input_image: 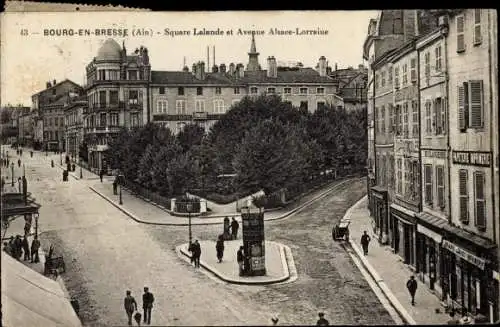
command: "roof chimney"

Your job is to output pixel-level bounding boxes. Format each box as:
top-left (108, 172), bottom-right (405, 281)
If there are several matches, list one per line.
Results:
top-left (220, 64), bottom-right (226, 73)
top-left (236, 63), bottom-right (244, 78)
top-left (207, 47), bottom-right (210, 73)
top-left (46, 81), bottom-right (52, 89)
top-left (196, 61), bottom-right (206, 80)
top-left (212, 65), bottom-right (219, 73)
top-left (192, 63), bottom-right (197, 76)
top-left (335, 63), bottom-right (338, 71)
top-left (267, 56), bottom-right (277, 78)
top-left (229, 63), bottom-right (236, 76)
top-left (318, 56), bottom-right (327, 77)
top-left (183, 66), bottom-right (189, 72)
top-left (53, 79), bottom-right (57, 86)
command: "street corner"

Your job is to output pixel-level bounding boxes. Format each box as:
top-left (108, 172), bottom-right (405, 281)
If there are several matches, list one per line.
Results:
top-left (176, 240), bottom-right (294, 285)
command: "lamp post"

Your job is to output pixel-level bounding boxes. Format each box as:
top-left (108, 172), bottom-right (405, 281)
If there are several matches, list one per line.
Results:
top-left (79, 157), bottom-right (83, 179)
top-left (186, 202), bottom-right (193, 244)
top-left (118, 174), bottom-right (123, 205)
top-left (34, 213), bottom-right (39, 238)
top-left (60, 151), bottom-right (62, 166)
top-left (11, 162), bottom-right (14, 186)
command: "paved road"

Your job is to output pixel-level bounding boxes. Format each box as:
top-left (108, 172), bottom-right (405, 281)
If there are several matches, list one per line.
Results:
top-left (5, 148), bottom-right (395, 326)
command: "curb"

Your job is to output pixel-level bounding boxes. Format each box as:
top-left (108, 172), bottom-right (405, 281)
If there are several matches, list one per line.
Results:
top-left (344, 195), bottom-right (416, 326)
top-left (177, 241), bottom-right (290, 285)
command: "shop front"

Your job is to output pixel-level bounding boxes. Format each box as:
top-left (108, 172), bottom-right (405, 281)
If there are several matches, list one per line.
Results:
top-left (440, 235), bottom-right (497, 323)
top-left (390, 203), bottom-right (417, 267)
top-left (416, 223), bottom-right (443, 297)
top-left (370, 186), bottom-right (389, 245)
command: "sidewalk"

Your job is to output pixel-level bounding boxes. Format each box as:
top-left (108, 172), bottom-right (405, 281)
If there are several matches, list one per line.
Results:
top-left (345, 196), bottom-right (450, 325)
top-left (89, 177), bottom-right (357, 226)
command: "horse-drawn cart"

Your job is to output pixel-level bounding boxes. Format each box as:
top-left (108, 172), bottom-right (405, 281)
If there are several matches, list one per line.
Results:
top-left (332, 219), bottom-right (350, 241)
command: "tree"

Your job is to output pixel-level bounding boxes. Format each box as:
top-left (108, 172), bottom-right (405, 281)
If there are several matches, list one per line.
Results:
top-left (177, 123), bottom-right (205, 153)
top-left (151, 138), bottom-right (182, 196)
top-left (188, 140), bottom-right (218, 193)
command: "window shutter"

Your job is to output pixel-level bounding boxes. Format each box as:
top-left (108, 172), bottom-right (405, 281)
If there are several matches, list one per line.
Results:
top-left (474, 171), bottom-right (486, 229)
top-left (458, 83), bottom-right (468, 130)
top-left (468, 80), bottom-right (483, 128)
top-left (436, 165), bottom-right (445, 209)
top-left (432, 99), bottom-right (438, 135)
top-left (410, 59), bottom-right (417, 82)
top-left (457, 15), bottom-right (465, 52)
top-left (474, 9), bottom-right (482, 45)
top-left (139, 90), bottom-right (143, 103)
top-left (435, 98), bottom-right (442, 134)
top-left (389, 104), bottom-right (394, 132)
top-left (425, 164), bottom-right (433, 204)
top-left (442, 97), bottom-right (447, 135)
top-left (459, 169), bottom-right (469, 223)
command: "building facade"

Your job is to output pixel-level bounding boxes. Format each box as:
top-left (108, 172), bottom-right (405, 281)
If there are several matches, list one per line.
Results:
top-left (83, 39), bottom-right (150, 172)
top-left (64, 95), bottom-right (87, 160)
top-left (17, 107), bottom-right (33, 147)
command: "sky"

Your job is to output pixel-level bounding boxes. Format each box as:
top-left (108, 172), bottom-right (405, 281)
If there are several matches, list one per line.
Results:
top-left (1, 10), bottom-right (378, 107)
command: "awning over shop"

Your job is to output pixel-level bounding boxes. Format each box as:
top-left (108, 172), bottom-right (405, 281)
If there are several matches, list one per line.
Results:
top-left (1, 254), bottom-right (82, 327)
top-left (371, 185), bottom-right (388, 194)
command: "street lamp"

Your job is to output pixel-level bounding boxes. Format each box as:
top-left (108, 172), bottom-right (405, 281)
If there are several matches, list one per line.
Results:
top-left (60, 151), bottom-right (63, 165)
top-left (186, 202), bottom-right (193, 244)
top-left (11, 162), bottom-right (14, 186)
top-left (118, 174), bottom-right (123, 205)
top-left (34, 213), bottom-right (39, 238)
top-left (79, 158), bottom-right (83, 179)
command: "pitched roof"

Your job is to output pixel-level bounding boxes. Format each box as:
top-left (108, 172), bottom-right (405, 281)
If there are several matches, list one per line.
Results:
top-left (32, 79), bottom-right (82, 97)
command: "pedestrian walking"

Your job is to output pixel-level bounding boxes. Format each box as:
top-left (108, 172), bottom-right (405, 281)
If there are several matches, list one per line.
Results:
top-left (124, 290), bottom-right (138, 326)
top-left (142, 287), bottom-right (154, 325)
top-left (188, 241), bottom-right (195, 264)
top-left (316, 312), bottom-right (329, 326)
top-left (360, 230), bottom-right (371, 255)
top-left (1, 176), bottom-right (5, 191)
top-left (216, 234), bottom-right (225, 263)
top-left (18, 158), bottom-right (21, 167)
top-left (237, 246), bottom-right (245, 276)
top-left (13, 235), bottom-right (23, 260)
top-left (231, 217), bottom-right (239, 240)
top-left (22, 235), bottom-right (30, 261)
top-left (18, 177), bottom-right (22, 193)
top-left (30, 236), bottom-right (40, 263)
top-left (406, 275), bottom-right (418, 305)
top-left (99, 169), bottom-right (104, 183)
top-left (192, 240), bottom-right (201, 268)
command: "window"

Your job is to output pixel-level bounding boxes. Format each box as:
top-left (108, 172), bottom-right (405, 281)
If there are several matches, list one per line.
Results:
top-left (436, 165), bottom-right (445, 209)
top-left (474, 171), bottom-right (486, 229)
top-left (424, 164), bottom-right (433, 204)
top-left (178, 87), bottom-right (185, 96)
top-left (394, 66), bottom-right (399, 89)
top-left (250, 87), bottom-right (258, 94)
top-left (98, 70), bottom-right (106, 80)
top-left (375, 107), bottom-right (379, 133)
top-left (456, 15), bottom-right (465, 52)
top-left (234, 87), bottom-right (240, 94)
top-left (109, 91), bottom-right (119, 105)
top-left (459, 169), bottom-right (469, 223)
top-left (317, 87), bottom-right (325, 94)
top-left (404, 158), bottom-right (411, 196)
top-left (300, 87), bottom-right (308, 95)
top-left (375, 73), bottom-right (379, 89)
top-left (54, 131), bottom-right (58, 140)
top-left (389, 155), bottom-right (395, 187)
top-left (412, 100), bottom-right (418, 137)
top-left (110, 113), bottom-right (119, 126)
top-left (195, 100), bottom-right (205, 112)
top-left (402, 64), bottom-right (408, 85)
top-left (130, 113), bottom-right (140, 127)
top-left (267, 87), bottom-right (276, 94)
top-left (381, 72), bottom-right (386, 87)
top-left (459, 80), bottom-right (484, 130)
top-left (232, 99), bottom-right (240, 106)
top-left (397, 159), bottom-right (402, 194)
top-left (425, 100), bottom-right (432, 135)
top-left (215, 87), bottom-right (222, 95)
top-left (284, 87), bottom-right (292, 94)
top-left (176, 100), bottom-right (186, 114)
top-left (157, 100), bottom-right (168, 113)
top-left (128, 70), bottom-right (138, 80)
top-left (197, 87), bottom-right (203, 95)
top-left (435, 45), bottom-right (442, 72)
top-left (388, 68), bottom-right (393, 85)
top-left (380, 106), bottom-right (385, 133)
top-left (214, 100), bottom-right (225, 113)
top-left (159, 87), bottom-right (165, 95)
top-left (473, 9), bottom-right (482, 45)
top-left (435, 97), bottom-right (443, 134)
top-left (317, 101), bottom-right (326, 110)
top-left (128, 90), bottom-right (139, 104)
top-left (424, 52), bottom-right (430, 82)
top-left (395, 104), bottom-right (401, 135)
top-left (60, 117), bottom-right (64, 126)
top-left (108, 70), bottom-right (119, 80)
top-left (99, 91), bottom-right (106, 107)
top-left (300, 101), bottom-right (308, 111)
top-left (412, 160), bottom-right (420, 200)
top-left (403, 102), bottom-right (409, 138)
top-left (410, 58), bottom-right (417, 82)
top-left (389, 104), bottom-right (394, 133)
top-left (100, 113), bottom-right (106, 126)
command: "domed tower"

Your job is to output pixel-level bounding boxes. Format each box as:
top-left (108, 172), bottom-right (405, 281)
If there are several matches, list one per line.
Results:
top-left (246, 34), bottom-right (261, 72)
top-left (96, 39), bottom-right (122, 62)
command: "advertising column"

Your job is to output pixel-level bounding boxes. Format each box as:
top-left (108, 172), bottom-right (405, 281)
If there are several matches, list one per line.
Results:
top-left (241, 205), bottom-right (266, 276)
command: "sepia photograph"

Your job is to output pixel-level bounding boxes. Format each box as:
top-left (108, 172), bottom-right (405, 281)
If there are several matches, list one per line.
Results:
top-left (0, 7), bottom-right (498, 327)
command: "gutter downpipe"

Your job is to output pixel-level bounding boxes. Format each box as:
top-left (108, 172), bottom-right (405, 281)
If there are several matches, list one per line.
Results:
top-left (442, 25), bottom-right (452, 226)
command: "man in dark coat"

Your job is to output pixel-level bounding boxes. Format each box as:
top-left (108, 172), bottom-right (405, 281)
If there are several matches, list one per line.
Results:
top-left (142, 287), bottom-right (154, 325)
top-left (237, 246), bottom-right (245, 276)
top-left (22, 236), bottom-right (30, 261)
top-left (360, 231), bottom-right (371, 255)
top-left (31, 236), bottom-right (41, 263)
top-left (406, 275), bottom-right (418, 305)
top-left (231, 217), bottom-right (239, 240)
top-left (124, 290), bottom-right (138, 326)
top-left (316, 312), bottom-right (329, 326)
top-left (13, 235), bottom-right (23, 260)
top-left (99, 169), bottom-right (104, 182)
top-left (192, 240), bottom-right (201, 268)
top-left (216, 235), bottom-right (224, 263)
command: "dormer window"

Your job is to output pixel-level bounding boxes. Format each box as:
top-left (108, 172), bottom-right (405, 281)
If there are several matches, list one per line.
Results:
top-left (284, 87), bottom-right (292, 94)
top-left (267, 87), bottom-right (276, 94)
top-left (250, 87), bottom-right (258, 94)
top-left (128, 70), bottom-right (138, 80)
top-left (300, 87), bottom-right (308, 95)
top-left (316, 87), bottom-right (325, 94)
top-left (215, 87), bottom-right (222, 95)
top-left (197, 87), bottom-right (203, 96)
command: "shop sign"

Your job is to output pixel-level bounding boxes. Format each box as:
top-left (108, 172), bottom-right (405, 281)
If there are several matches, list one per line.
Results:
top-left (417, 224), bottom-right (442, 244)
top-left (452, 151), bottom-right (492, 167)
top-left (423, 149), bottom-right (447, 159)
top-left (442, 240), bottom-right (486, 270)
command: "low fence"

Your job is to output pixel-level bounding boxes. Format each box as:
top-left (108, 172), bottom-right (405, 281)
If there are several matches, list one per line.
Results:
top-left (121, 179), bottom-right (172, 211)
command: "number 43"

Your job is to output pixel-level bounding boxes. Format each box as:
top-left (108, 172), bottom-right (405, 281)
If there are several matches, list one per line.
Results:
top-left (20, 29), bottom-right (28, 36)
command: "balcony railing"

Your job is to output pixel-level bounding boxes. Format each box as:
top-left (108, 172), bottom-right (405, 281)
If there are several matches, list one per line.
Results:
top-left (85, 125), bottom-right (122, 134)
top-left (152, 113), bottom-right (225, 122)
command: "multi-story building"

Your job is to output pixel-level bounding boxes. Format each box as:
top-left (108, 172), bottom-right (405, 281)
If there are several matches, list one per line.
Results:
top-left (444, 9), bottom-right (498, 321)
top-left (31, 79), bottom-right (83, 151)
top-left (150, 37), bottom-right (342, 133)
top-left (329, 64), bottom-right (368, 112)
top-left (83, 39), bottom-right (150, 172)
top-left (64, 95), bottom-right (87, 160)
top-left (17, 107), bottom-right (33, 146)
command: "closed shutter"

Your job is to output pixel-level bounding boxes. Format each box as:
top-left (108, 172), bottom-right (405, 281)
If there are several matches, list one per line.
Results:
top-left (459, 169), bottom-right (469, 223)
top-left (139, 90), bottom-right (143, 104)
top-left (468, 80), bottom-right (483, 128)
top-left (389, 104), bottom-right (394, 132)
top-left (436, 165), bottom-right (445, 209)
top-left (435, 98), bottom-right (442, 134)
top-left (410, 58), bottom-right (417, 82)
top-left (474, 171), bottom-right (486, 229)
top-left (473, 9), bottom-right (482, 45)
top-left (124, 89), bottom-right (129, 104)
top-left (456, 15), bottom-right (465, 52)
top-left (458, 83), bottom-right (468, 130)
top-left (442, 97), bottom-right (447, 135)
top-left (425, 164), bottom-right (433, 204)
top-left (432, 99), bottom-right (438, 134)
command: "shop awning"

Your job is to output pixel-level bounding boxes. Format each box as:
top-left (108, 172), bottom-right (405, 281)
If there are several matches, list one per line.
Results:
top-left (417, 211), bottom-right (497, 250)
top-left (371, 186), bottom-right (388, 194)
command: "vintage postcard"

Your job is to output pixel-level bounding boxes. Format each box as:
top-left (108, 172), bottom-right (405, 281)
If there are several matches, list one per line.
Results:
top-left (1, 8), bottom-right (498, 327)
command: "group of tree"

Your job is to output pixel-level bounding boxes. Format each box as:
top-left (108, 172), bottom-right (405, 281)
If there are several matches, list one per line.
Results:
top-left (105, 94), bottom-right (367, 200)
